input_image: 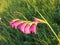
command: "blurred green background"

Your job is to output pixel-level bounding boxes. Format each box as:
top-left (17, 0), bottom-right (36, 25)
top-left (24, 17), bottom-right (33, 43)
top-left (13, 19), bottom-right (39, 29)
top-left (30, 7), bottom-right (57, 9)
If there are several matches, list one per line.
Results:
top-left (0, 0), bottom-right (60, 45)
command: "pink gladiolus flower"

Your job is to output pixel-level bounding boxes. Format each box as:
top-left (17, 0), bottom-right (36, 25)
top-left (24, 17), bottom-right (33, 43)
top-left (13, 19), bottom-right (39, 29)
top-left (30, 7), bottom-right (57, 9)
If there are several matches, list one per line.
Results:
top-left (33, 17), bottom-right (40, 23)
top-left (24, 24), bottom-right (31, 34)
top-left (10, 21), bottom-right (22, 28)
top-left (13, 22), bottom-right (23, 29)
top-left (17, 23), bottom-right (27, 33)
top-left (13, 21), bottom-right (25, 29)
top-left (11, 22), bottom-right (19, 28)
top-left (34, 17), bottom-right (46, 24)
top-left (10, 19), bottom-right (19, 26)
top-left (29, 23), bottom-right (37, 34)
top-left (9, 18), bottom-right (40, 34)
top-left (14, 22), bottom-right (22, 29)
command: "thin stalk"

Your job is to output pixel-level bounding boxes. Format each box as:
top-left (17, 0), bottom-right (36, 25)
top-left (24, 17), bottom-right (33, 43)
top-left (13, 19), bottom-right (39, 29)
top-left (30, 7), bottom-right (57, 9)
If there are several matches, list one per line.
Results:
top-left (46, 22), bottom-right (60, 43)
top-left (24, 0), bottom-right (60, 43)
top-left (34, 6), bottom-right (60, 42)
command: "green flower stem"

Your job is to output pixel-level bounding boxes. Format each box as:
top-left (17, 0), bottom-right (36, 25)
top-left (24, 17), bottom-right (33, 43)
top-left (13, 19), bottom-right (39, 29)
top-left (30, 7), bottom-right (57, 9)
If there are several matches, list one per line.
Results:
top-left (46, 22), bottom-right (60, 43)
top-left (25, 1), bottom-right (60, 42)
top-left (34, 6), bottom-right (60, 43)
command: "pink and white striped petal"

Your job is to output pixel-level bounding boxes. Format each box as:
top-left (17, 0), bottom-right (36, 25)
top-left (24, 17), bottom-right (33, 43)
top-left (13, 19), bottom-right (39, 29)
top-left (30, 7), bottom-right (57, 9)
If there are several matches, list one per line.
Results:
top-left (33, 17), bottom-right (40, 23)
top-left (14, 21), bottom-right (25, 29)
top-left (10, 19), bottom-right (19, 26)
top-left (11, 22), bottom-right (19, 28)
top-left (29, 23), bottom-right (37, 34)
top-left (24, 24), bottom-right (31, 34)
top-left (18, 23), bottom-right (27, 33)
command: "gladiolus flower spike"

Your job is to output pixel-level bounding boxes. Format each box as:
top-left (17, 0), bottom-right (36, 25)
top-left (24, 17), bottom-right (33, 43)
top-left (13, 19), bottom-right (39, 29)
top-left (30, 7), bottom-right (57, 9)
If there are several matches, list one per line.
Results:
top-left (9, 17), bottom-right (46, 34)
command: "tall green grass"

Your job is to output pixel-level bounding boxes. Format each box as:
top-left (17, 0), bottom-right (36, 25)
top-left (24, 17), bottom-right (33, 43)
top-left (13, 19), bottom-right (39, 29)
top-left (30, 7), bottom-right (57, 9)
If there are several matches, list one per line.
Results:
top-left (0, 0), bottom-right (60, 45)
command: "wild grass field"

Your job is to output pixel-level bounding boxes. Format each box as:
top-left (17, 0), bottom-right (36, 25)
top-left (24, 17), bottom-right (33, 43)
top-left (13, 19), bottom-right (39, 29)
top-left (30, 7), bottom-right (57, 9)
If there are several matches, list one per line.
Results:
top-left (0, 0), bottom-right (60, 45)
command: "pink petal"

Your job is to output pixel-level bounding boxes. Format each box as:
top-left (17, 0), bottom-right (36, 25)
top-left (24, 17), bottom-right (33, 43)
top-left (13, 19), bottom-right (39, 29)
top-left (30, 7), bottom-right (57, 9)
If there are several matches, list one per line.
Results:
top-left (11, 22), bottom-right (19, 28)
top-left (24, 24), bottom-right (31, 34)
top-left (34, 17), bottom-right (40, 23)
top-left (10, 19), bottom-right (19, 26)
top-left (14, 22), bottom-right (22, 29)
top-left (18, 23), bottom-right (27, 33)
top-left (29, 23), bottom-right (37, 34)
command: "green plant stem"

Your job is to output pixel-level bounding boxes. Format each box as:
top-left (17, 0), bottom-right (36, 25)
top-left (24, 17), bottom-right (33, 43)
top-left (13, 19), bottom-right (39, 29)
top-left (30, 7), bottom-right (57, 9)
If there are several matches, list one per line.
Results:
top-left (24, 0), bottom-right (60, 43)
top-left (34, 7), bottom-right (60, 43)
top-left (46, 22), bottom-right (60, 43)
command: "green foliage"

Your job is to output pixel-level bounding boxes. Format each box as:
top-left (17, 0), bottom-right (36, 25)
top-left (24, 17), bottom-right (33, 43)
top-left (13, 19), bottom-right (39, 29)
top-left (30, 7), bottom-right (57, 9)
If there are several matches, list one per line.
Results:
top-left (0, 0), bottom-right (60, 45)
